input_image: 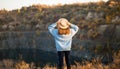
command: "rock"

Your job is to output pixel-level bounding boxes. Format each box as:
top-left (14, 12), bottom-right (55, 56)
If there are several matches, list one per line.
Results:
top-left (26, 24), bottom-right (32, 30)
top-left (99, 12), bottom-right (105, 18)
top-left (35, 24), bottom-right (45, 30)
top-left (116, 25), bottom-right (120, 37)
top-left (85, 12), bottom-right (94, 21)
top-left (35, 23), bottom-right (41, 29)
top-left (112, 16), bottom-right (120, 23)
top-left (97, 25), bottom-right (108, 34)
top-left (94, 12), bottom-right (99, 18)
top-left (86, 11), bottom-right (105, 22)
top-left (87, 29), bottom-right (94, 39)
top-left (2, 24), bottom-right (8, 30)
top-left (8, 25), bottom-right (15, 31)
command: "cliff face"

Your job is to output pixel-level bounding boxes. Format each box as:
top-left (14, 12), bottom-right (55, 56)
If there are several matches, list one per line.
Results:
top-left (0, 25), bottom-right (120, 59)
top-left (0, 3), bottom-right (120, 62)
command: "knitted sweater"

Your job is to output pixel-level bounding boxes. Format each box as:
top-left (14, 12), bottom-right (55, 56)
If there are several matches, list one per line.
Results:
top-left (48, 23), bottom-right (79, 51)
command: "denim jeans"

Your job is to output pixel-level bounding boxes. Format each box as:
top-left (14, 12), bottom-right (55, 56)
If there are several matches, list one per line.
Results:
top-left (57, 51), bottom-right (71, 68)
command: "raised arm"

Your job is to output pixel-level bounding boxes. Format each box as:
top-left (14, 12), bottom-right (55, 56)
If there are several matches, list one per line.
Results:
top-left (69, 23), bottom-right (79, 36)
top-left (48, 23), bottom-right (57, 36)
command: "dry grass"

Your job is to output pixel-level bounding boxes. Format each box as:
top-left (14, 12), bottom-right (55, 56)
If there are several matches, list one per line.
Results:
top-left (0, 50), bottom-right (120, 69)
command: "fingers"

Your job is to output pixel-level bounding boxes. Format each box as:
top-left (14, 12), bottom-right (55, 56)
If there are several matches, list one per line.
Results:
top-left (67, 22), bottom-right (71, 26)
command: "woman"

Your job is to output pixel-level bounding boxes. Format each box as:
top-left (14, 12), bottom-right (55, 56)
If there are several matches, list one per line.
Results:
top-left (48, 18), bottom-right (79, 69)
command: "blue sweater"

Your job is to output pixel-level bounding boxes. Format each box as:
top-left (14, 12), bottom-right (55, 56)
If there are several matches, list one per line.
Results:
top-left (48, 23), bottom-right (79, 51)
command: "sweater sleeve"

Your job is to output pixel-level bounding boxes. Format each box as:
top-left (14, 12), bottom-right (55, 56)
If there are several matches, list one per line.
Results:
top-left (70, 24), bottom-right (79, 36)
top-left (48, 23), bottom-right (57, 36)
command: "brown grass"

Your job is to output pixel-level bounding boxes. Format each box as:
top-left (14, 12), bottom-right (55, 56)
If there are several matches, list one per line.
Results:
top-left (0, 50), bottom-right (120, 69)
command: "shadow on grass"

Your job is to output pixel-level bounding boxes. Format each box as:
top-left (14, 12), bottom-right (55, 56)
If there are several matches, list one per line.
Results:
top-left (0, 49), bottom-right (82, 68)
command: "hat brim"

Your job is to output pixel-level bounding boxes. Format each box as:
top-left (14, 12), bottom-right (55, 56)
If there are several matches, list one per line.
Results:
top-left (59, 24), bottom-right (69, 29)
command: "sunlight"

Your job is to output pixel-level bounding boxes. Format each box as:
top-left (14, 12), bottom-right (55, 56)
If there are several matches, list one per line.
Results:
top-left (40, 0), bottom-right (108, 5)
top-left (0, 0), bottom-right (108, 10)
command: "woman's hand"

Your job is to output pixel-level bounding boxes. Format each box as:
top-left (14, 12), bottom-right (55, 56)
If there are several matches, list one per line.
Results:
top-left (67, 22), bottom-right (71, 26)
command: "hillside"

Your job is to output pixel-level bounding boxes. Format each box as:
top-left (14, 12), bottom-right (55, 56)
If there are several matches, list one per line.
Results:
top-left (0, 2), bottom-right (120, 69)
top-left (0, 2), bottom-right (120, 31)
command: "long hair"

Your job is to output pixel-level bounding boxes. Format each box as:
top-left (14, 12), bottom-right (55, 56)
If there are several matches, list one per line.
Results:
top-left (58, 28), bottom-right (70, 35)
top-left (57, 18), bottom-right (70, 35)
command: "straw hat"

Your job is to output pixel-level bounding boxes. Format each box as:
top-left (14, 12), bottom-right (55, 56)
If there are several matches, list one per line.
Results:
top-left (57, 18), bottom-right (70, 29)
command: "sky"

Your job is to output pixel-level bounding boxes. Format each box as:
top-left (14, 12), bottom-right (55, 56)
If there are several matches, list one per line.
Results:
top-left (0, 0), bottom-right (108, 10)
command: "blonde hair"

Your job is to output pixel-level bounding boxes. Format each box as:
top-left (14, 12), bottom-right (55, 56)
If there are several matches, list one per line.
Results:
top-left (58, 28), bottom-right (70, 35)
top-left (56, 18), bottom-right (70, 35)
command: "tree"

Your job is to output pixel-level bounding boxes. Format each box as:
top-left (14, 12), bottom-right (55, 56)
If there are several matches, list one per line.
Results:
top-left (107, 0), bottom-right (120, 6)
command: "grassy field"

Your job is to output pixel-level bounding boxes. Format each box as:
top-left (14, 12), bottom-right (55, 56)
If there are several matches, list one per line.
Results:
top-left (0, 50), bottom-right (119, 69)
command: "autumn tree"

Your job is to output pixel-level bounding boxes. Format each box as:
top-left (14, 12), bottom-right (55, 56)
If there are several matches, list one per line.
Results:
top-left (107, 0), bottom-right (120, 6)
